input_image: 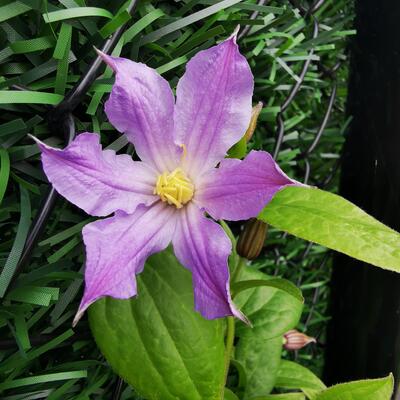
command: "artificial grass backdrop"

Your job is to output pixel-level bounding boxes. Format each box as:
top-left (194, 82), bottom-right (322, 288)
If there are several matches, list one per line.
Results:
top-left (0, 0), bottom-right (352, 398)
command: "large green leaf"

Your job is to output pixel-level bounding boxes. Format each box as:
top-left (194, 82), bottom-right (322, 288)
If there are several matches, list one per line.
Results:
top-left (234, 269), bottom-right (303, 399)
top-left (89, 250), bottom-right (225, 400)
top-left (236, 336), bottom-right (283, 400)
top-left (259, 186), bottom-right (400, 272)
top-left (315, 375), bottom-right (393, 400)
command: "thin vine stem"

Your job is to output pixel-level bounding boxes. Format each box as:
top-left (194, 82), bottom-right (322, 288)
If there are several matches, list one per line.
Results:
top-left (221, 316), bottom-right (235, 399)
top-left (231, 257), bottom-right (247, 284)
top-left (220, 256), bottom-right (248, 398)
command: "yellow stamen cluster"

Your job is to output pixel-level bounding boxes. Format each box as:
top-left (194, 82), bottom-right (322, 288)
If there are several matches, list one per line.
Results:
top-left (154, 168), bottom-right (194, 208)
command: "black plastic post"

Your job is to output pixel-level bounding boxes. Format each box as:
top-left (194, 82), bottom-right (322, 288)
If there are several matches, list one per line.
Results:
top-left (324, 0), bottom-right (400, 394)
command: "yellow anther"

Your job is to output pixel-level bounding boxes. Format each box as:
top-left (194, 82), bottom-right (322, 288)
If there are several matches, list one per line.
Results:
top-left (154, 168), bottom-right (194, 208)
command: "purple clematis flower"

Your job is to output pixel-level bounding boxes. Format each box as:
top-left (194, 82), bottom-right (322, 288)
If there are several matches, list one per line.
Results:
top-left (33, 32), bottom-right (299, 326)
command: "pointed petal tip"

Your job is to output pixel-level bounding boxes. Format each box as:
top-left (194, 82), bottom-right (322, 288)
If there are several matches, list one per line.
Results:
top-left (72, 300), bottom-right (91, 327)
top-left (28, 133), bottom-right (39, 144)
top-left (95, 47), bottom-right (116, 70)
top-left (72, 308), bottom-right (84, 327)
top-left (233, 306), bottom-right (252, 326)
top-left (228, 25), bottom-right (241, 43)
top-left (93, 46), bottom-right (102, 55)
top-left (28, 134), bottom-right (51, 152)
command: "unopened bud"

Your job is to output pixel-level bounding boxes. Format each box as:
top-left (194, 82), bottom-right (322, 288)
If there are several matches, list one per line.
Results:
top-left (283, 330), bottom-right (316, 351)
top-left (236, 218), bottom-right (268, 260)
top-left (244, 102), bottom-right (263, 142)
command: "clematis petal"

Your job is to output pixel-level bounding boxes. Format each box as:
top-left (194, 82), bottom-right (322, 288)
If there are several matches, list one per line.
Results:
top-left (98, 51), bottom-right (181, 172)
top-left (74, 202), bottom-right (177, 325)
top-left (172, 203), bottom-right (246, 321)
top-left (33, 133), bottom-right (157, 217)
top-left (174, 33), bottom-right (253, 176)
top-left (195, 150), bottom-right (300, 221)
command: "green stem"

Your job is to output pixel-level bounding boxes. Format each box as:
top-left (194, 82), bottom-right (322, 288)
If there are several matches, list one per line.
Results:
top-left (231, 257), bottom-right (247, 284)
top-left (220, 257), bottom-right (248, 399)
top-left (220, 316), bottom-right (235, 400)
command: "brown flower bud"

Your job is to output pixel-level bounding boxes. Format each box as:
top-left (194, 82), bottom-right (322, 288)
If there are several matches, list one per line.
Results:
top-left (244, 102), bottom-right (263, 142)
top-left (283, 330), bottom-right (316, 351)
top-left (236, 218), bottom-right (268, 260)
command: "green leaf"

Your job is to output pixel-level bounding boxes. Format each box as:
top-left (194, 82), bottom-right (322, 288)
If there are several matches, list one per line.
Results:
top-left (227, 136), bottom-right (247, 159)
top-left (99, 9), bottom-right (131, 39)
top-left (89, 249), bottom-right (225, 400)
top-left (0, 1), bottom-right (32, 23)
top-left (0, 329), bottom-right (75, 374)
top-left (0, 148), bottom-right (10, 206)
top-left (276, 360), bottom-right (326, 397)
top-left (122, 8), bottom-right (165, 44)
top-left (14, 313), bottom-right (31, 350)
top-left (235, 271), bottom-right (303, 341)
top-left (232, 278), bottom-right (304, 303)
top-left (10, 171), bottom-right (40, 194)
top-left (39, 219), bottom-right (90, 247)
top-left (156, 55), bottom-right (188, 74)
top-left (0, 91), bottom-right (63, 105)
top-left (315, 375), bottom-right (393, 400)
top-left (0, 186), bottom-right (31, 297)
top-left (6, 286), bottom-right (54, 306)
top-left (0, 119), bottom-right (26, 137)
top-left (0, 371), bottom-right (87, 391)
top-left (53, 23), bottom-right (73, 60)
top-left (238, 336), bottom-right (283, 399)
top-left (42, 7), bottom-right (113, 23)
top-left (10, 36), bottom-right (55, 54)
top-left (47, 236), bottom-right (80, 264)
top-left (141, 0), bottom-right (243, 44)
top-left (225, 388), bottom-right (240, 400)
top-left (251, 394), bottom-right (306, 400)
top-left (54, 24), bottom-right (72, 96)
top-left (234, 268), bottom-right (303, 398)
top-left (259, 186), bottom-right (400, 272)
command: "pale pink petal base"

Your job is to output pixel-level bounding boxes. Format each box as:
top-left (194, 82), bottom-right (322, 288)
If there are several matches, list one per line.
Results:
top-left (73, 202), bottom-right (178, 326)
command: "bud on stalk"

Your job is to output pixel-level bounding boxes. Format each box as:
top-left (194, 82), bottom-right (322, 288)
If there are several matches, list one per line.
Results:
top-left (283, 329), bottom-right (316, 351)
top-left (236, 218), bottom-right (268, 260)
top-left (244, 102), bottom-right (263, 142)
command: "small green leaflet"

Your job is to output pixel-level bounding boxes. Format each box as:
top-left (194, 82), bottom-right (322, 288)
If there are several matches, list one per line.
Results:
top-left (275, 360), bottom-right (326, 399)
top-left (232, 278), bottom-right (304, 303)
top-left (315, 374), bottom-right (393, 400)
top-left (251, 394), bottom-right (306, 400)
top-left (259, 186), bottom-right (400, 272)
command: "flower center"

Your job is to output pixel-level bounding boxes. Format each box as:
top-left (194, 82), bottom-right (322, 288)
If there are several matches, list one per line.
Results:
top-left (154, 168), bottom-right (194, 208)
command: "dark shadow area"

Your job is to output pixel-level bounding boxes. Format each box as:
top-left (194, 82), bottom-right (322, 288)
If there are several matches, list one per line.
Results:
top-left (325, 0), bottom-right (400, 395)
